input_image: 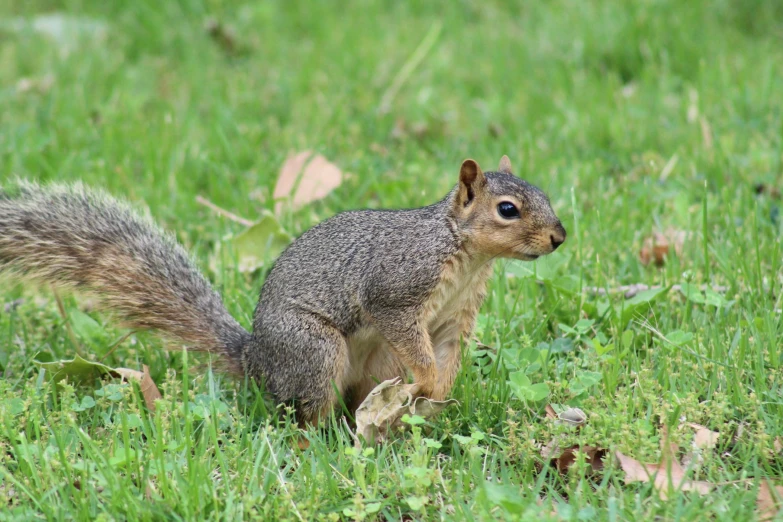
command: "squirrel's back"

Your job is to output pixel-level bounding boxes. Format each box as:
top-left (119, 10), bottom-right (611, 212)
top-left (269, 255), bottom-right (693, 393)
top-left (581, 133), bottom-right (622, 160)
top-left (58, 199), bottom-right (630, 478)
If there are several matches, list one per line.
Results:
top-left (255, 197), bottom-right (459, 334)
top-left (0, 181), bottom-right (249, 372)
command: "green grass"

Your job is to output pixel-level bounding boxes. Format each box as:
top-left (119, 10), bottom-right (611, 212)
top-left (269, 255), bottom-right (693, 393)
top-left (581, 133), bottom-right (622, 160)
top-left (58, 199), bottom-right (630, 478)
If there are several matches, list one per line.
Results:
top-left (1, 0), bottom-right (783, 519)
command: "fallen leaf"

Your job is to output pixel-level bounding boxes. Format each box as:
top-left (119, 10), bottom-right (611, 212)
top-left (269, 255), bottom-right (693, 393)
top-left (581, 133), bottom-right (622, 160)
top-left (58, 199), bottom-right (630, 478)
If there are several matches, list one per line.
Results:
top-left (36, 354), bottom-right (116, 383)
top-left (353, 378), bottom-right (458, 445)
top-left (757, 481), bottom-right (783, 521)
top-left (680, 422), bottom-right (719, 471)
top-left (554, 445), bottom-right (606, 473)
top-left (639, 229), bottom-right (689, 266)
top-left (615, 426), bottom-right (713, 500)
top-left (541, 404), bottom-right (604, 473)
top-left (115, 365), bottom-right (162, 411)
top-left (614, 451), bottom-right (712, 499)
top-left (273, 151), bottom-right (343, 213)
top-left (35, 355), bottom-right (161, 411)
top-left (686, 422), bottom-right (719, 450)
top-left (774, 437), bottom-right (782, 454)
top-left (541, 406), bottom-right (598, 469)
top-left (228, 212), bottom-right (293, 273)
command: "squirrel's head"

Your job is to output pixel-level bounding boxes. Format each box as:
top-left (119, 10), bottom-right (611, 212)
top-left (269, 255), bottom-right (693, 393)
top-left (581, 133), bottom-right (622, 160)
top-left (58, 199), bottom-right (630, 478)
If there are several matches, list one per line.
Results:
top-left (451, 156), bottom-right (566, 261)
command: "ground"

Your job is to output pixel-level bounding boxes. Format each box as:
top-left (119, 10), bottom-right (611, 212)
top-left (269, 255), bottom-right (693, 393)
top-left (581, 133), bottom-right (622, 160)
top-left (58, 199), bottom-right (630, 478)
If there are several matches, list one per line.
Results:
top-left (1, 0), bottom-right (782, 520)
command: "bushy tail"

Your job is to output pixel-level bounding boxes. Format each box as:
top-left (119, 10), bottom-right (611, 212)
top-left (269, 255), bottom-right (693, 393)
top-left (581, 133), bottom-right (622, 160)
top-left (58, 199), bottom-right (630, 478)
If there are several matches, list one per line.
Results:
top-left (0, 181), bottom-right (249, 372)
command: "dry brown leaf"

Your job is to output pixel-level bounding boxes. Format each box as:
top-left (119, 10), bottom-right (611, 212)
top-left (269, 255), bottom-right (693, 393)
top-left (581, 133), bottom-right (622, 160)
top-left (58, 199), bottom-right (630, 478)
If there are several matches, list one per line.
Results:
top-left (686, 422), bottom-right (719, 450)
top-left (353, 378), bottom-right (458, 445)
top-left (757, 481), bottom-right (783, 521)
top-left (112, 367), bottom-right (143, 381)
top-left (615, 426), bottom-right (713, 499)
top-left (546, 445), bottom-right (606, 473)
top-left (273, 151), bottom-right (343, 213)
top-left (639, 229), bottom-right (689, 266)
top-left (681, 422), bottom-right (719, 471)
top-left (774, 437), bottom-right (782, 454)
top-left (545, 404), bottom-right (557, 419)
top-left (113, 365), bottom-right (161, 412)
top-left (614, 452), bottom-right (713, 499)
top-left (139, 365), bottom-right (162, 410)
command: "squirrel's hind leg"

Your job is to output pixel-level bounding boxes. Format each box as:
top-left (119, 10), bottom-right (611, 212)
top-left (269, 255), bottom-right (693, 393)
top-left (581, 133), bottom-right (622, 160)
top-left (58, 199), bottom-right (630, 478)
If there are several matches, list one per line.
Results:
top-left (255, 312), bottom-right (349, 428)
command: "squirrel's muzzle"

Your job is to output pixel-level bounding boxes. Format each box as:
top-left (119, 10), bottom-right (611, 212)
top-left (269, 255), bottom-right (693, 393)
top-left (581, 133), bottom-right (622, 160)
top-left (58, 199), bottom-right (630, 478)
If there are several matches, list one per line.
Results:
top-left (550, 222), bottom-right (567, 250)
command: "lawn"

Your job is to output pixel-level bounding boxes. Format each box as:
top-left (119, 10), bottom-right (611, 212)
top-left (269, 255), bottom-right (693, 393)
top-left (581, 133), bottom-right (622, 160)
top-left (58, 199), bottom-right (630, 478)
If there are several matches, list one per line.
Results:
top-left (1, 0), bottom-right (782, 519)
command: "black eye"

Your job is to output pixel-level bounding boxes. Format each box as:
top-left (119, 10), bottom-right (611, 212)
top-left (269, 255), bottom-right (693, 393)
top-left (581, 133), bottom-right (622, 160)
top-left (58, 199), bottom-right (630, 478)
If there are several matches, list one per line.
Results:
top-left (497, 201), bottom-right (520, 219)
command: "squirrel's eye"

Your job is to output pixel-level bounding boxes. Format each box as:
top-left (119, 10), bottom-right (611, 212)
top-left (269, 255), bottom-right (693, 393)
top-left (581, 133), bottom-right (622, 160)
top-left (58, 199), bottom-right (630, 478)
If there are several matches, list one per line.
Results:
top-left (497, 201), bottom-right (520, 219)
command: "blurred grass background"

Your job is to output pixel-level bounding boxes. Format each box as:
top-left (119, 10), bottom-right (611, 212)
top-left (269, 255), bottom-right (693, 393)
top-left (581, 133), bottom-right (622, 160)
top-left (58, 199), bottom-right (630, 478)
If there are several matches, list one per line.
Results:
top-left (1, 0), bottom-right (782, 519)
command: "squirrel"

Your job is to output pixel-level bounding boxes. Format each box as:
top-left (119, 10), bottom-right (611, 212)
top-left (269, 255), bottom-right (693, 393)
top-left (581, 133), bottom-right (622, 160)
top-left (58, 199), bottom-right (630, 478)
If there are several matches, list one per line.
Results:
top-left (0, 156), bottom-right (566, 425)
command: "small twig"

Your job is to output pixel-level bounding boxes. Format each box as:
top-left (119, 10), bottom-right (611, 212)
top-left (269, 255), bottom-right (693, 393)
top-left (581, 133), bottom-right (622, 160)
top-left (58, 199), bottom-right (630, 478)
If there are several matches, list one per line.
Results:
top-left (378, 20), bottom-right (442, 114)
top-left (52, 288), bottom-right (83, 356)
top-left (195, 195), bottom-right (254, 227)
top-left (584, 283), bottom-right (728, 299)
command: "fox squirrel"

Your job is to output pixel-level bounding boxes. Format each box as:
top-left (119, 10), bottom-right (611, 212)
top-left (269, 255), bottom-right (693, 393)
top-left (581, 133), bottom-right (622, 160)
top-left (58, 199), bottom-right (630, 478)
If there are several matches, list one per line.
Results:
top-left (0, 156), bottom-right (565, 425)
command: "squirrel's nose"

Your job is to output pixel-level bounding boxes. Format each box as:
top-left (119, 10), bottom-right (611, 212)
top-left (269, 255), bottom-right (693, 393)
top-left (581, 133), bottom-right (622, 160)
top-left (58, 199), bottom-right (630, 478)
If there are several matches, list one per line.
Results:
top-left (550, 224), bottom-right (566, 250)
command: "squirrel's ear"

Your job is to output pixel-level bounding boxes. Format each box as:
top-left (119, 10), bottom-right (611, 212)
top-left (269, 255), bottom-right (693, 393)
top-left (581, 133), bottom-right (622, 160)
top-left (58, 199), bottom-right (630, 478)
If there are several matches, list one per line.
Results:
top-left (498, 155), bottom-right (513, 174)
top-left (458, 159), bottom-right (485, 206)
